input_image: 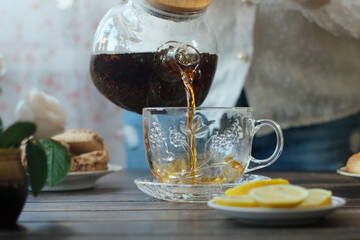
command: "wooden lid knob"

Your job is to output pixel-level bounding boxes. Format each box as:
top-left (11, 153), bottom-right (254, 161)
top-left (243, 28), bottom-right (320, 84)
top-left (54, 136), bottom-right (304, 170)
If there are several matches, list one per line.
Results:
top-left (146, 0), bottom-right (212, 13)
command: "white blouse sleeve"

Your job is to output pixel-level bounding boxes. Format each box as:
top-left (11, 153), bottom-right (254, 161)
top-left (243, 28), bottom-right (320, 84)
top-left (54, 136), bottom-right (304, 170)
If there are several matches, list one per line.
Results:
top-left (250, 0), bottom-right (360, 38)
top-left (297, 0), bottom-right (360, 38)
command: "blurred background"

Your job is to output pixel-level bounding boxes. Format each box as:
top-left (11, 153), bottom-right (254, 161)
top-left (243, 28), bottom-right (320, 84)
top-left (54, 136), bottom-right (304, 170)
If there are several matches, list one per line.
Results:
top-left (0, 0), bottom-right (127, 167)
top-left (1, 0), bottom-right (360, 172)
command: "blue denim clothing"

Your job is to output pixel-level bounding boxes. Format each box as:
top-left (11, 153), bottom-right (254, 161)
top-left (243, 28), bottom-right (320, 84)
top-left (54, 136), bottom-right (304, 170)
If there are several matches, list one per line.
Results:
top-left (123, 110), bottom-right (360, 172)
top-left (123, 110), bottom-right (148, 169)
top-left (254, 112), bottom-right (360, 172)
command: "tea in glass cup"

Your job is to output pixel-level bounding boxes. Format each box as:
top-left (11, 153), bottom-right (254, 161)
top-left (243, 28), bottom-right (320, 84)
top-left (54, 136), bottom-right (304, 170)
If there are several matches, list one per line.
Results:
top-left (143, 107), bottom-right (283, 185)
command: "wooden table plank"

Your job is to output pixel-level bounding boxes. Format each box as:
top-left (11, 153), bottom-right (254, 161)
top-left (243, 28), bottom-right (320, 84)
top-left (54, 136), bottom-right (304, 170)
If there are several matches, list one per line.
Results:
top-left (3, 170), bottom-right (360, 240)
top-left (16, 208), bottom-right (360, 222)
top-left (4, 216), bottom-right (360, 240)
top-left (22, 202), bottom-right (210, 211)
top-left (19, 198), bottom-right (360, 212)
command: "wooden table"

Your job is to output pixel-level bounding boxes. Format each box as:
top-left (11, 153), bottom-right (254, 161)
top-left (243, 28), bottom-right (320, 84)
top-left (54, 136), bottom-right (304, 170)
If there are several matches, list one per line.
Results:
top-left (1, 170), bottom-right (360, 240)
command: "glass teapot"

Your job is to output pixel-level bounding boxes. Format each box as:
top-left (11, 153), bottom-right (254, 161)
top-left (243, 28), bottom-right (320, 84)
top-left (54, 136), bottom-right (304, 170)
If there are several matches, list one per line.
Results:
top-left (90, 0), bottom-right (218, 114)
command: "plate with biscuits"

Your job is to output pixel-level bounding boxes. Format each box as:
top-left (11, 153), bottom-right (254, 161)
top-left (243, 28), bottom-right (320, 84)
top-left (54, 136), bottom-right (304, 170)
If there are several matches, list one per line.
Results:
top-left (337, 152), bottom-right (360, 178)
top-left (24, 129), bottom-right (123, 191)
top-left (39, 163), bottom-right (123, 191)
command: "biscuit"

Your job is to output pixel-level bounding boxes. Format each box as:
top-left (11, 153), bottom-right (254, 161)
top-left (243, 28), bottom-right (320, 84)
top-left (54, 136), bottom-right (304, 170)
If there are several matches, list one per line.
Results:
top-left (52, 129), bottom-right (104, 155)
top-left (70, 147), bottom-right (109, 172)
top-left (22, 129), bottom-right (110, 173)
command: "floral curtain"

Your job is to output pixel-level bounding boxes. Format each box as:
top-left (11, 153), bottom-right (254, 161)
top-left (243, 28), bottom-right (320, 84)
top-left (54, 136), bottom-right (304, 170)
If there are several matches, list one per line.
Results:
top-left (0, 0), bottom-right (127, 167)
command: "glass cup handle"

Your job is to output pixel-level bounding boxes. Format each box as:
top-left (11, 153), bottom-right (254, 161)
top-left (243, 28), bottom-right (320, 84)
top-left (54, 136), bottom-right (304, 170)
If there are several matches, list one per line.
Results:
top-left (244, 119), bottom-right (284, 173)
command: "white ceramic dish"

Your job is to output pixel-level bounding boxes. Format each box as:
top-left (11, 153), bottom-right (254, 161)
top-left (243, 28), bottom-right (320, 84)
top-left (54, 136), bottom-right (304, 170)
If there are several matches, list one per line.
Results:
top-left (29, 164), bottom-right (122, 192)
top-left (134, 174), bottom-right (270, 203)
top-left (337, 167), bottom-right (360, 178)
top-left (207, 196), bottom-right (346, 226)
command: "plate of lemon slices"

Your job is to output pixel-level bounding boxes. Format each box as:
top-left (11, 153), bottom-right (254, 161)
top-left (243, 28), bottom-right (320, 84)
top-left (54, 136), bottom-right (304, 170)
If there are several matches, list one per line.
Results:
top-left (207, 179), bottom-right (346, 226)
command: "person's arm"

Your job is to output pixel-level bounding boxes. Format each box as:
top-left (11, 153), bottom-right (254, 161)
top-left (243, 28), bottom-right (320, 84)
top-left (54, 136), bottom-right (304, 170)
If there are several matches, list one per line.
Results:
top-left (293, 0), bottom-right (360, 38)
top-left (293, 0), bottom-right (329, 9)
top-left (250, 0), bottom-right (360, 38)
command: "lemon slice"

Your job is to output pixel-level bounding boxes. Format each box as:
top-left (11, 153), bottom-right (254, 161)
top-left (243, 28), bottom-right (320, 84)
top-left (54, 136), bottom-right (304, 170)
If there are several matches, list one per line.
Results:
top-left (214, 195), bottom-right (259, 207)
top-left (249, 184), bottom-right (308, 208)
top-left (225, 178), bottom-right (290, 196)
top-left (296, 189), bottom-right (332, 208)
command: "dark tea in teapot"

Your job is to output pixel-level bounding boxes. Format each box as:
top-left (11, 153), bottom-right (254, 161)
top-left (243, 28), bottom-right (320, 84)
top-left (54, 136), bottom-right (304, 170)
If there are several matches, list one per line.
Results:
top-left (90, 52), bottom-right (217, 114)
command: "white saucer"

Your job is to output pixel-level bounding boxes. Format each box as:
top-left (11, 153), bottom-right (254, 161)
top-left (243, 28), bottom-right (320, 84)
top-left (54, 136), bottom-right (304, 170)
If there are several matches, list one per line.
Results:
top-left (207, 196), bottom-right (346, 226)
top-left (134, 174), bottom-right (270, 203)
top-left (337, 166), bottom-right (360, 178)
top-left (29, 164), bottom-right (123, 192)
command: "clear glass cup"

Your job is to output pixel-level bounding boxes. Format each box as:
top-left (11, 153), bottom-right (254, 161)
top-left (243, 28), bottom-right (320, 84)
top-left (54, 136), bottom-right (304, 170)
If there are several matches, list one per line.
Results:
top-left (143, 107), bottom-right (284, 184)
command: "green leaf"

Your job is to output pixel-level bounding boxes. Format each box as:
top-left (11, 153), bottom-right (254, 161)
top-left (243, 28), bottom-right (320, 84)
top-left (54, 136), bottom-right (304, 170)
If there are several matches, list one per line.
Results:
top-left (0, 117), bottom-right (3, 135)
top-left (38, 139), bottom-right (70, 187)
top-left (0, 122), bottom-right (36, 148)
top-left (26, 141), bottom-right (48, 196)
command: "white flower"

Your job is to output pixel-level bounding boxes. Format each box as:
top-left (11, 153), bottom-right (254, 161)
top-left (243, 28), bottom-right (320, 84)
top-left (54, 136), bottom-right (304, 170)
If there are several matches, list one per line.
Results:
top-left (15, 88), bottom-right (66, 139)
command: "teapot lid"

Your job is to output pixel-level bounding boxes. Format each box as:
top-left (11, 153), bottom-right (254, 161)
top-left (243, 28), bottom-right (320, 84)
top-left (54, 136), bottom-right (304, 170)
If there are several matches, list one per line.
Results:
top-left (145, 0), bottom-right (212, 13)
